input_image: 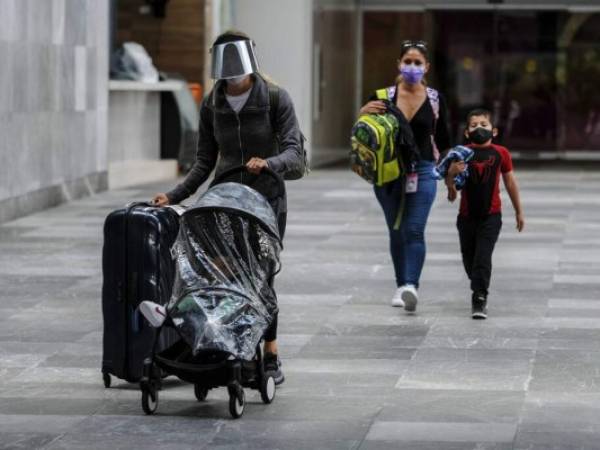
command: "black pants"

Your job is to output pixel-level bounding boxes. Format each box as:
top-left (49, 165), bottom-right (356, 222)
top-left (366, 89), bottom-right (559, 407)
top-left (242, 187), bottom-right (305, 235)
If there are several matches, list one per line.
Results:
top-left (457, 213), bottom-right (502, 296)
top-left (264, 212), bottom-right (286, 343)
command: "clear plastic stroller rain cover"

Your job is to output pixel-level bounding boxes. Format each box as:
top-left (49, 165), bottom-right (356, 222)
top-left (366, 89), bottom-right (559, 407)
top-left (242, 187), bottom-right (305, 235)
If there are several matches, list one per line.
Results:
top-left (168, 183), bottom-right (282, 360)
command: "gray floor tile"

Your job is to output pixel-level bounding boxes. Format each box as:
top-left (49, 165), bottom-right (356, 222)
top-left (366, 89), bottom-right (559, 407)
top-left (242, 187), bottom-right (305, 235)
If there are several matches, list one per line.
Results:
top-left (376, 390), bottom-right (524, 423)
top-left (364, 421), bottom-right (517, 443)
top-left (2, 168), bottom-right (600, 448)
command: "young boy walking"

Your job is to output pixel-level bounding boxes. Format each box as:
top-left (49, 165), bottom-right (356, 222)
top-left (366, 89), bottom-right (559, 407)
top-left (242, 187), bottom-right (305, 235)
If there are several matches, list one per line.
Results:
top-left (446, 109), bottom-right (525, 319)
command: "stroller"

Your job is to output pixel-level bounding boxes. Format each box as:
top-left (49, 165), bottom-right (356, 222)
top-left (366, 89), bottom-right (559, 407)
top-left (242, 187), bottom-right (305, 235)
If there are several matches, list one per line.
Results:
top-left (140, 166), bottom-right (284, 418)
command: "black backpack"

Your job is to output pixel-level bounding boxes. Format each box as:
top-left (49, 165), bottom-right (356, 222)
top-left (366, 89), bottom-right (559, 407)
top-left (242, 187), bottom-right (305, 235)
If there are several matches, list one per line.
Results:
top-left (268, 84), bottom-right (309, 180)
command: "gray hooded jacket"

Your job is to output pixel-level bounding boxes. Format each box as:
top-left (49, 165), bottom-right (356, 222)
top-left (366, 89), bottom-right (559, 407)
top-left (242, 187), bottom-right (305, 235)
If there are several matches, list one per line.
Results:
top-left (166, 74), bottom-right (303, 213)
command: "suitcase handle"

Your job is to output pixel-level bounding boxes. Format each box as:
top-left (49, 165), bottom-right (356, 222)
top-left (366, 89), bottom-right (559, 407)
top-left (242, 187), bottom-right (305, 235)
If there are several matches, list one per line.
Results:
top-left (126, 201), bottom-right (153, 210)
top-left (126, 201), bottom-right (185, 216)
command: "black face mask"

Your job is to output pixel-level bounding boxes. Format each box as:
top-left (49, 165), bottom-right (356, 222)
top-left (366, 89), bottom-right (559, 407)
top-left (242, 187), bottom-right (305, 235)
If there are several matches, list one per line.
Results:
top-left (468, 127), bottom-right (493, 145)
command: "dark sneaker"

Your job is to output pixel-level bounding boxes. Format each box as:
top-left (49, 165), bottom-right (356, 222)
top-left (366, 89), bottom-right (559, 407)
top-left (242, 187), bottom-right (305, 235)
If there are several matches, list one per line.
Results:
top-left (264, 352), bottom-right (285, 385)
top-left (471, 292), bottom-right (488, 319)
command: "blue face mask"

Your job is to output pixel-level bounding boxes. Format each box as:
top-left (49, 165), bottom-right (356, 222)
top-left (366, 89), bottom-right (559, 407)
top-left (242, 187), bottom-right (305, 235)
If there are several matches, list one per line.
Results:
top-left (400, 64), bottom-right (425, 84)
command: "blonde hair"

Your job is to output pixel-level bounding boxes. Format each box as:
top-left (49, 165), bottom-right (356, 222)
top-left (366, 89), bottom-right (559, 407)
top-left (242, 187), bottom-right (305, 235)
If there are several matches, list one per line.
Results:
top-left (257, 72), bottom-right (278, 86)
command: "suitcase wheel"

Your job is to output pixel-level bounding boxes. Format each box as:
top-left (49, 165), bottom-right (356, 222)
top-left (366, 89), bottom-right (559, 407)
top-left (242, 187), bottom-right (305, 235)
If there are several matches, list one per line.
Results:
top-left (194, 384), bottom-right (209, 402)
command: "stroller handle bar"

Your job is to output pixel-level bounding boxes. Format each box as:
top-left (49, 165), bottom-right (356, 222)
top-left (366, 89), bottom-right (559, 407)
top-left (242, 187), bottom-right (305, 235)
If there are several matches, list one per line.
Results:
top-left (210, 165), bottom-right (286, 200)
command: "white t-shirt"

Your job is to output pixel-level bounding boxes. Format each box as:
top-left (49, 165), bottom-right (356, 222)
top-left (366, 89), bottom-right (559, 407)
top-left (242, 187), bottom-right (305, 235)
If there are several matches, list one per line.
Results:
top-left (225, 89), bottom-right (252, 113)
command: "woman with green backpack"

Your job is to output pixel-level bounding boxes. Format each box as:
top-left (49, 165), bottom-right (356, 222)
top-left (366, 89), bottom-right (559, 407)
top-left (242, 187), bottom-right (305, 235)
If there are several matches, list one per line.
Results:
top-left (356, 40), bottom-right (452, 313)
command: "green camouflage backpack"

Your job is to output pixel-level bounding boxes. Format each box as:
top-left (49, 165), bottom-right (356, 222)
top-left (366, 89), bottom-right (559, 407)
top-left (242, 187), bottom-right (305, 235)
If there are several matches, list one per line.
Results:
top-left (350, 89), bottom-right (403, 186)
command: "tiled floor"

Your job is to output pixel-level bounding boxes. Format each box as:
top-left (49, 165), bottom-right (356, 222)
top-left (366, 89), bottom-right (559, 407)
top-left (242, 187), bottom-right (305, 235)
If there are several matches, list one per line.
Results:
top-left (1, 167), bottom-right (600, 449)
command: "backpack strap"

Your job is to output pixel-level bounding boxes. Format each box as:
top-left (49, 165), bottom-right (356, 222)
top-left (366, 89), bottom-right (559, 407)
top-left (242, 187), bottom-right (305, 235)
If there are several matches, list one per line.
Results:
top-left (379, 85), bottom-right (437, 115)
top-left (375, 86), bottom-right (396, 101)
top-left (426, 87), bottom-right (440, 121)
top-left (268, 83), bottom-right (280, 131)
top-left (375, 88), bottom-right (388, 100)
top-left (387, 86), bottom-right (397, 101)
top-left (426, 87), bottom-right (441, 162)
top-left (208, 88), bottom-right (217, 127)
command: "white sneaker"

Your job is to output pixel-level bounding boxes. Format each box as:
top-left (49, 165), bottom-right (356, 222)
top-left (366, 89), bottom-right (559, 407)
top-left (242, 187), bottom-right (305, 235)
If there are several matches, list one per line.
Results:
top-left (391, 288), bottom-right (406, 307)
top-left (139, 301), bottom-right (167, 328)
top-left (401, 284), bottom-right (418, 313)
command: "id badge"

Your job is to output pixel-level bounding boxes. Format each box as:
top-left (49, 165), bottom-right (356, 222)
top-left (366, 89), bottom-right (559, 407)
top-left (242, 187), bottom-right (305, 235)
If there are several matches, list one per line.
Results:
top-left (405, 173), bottom-right (418, 193)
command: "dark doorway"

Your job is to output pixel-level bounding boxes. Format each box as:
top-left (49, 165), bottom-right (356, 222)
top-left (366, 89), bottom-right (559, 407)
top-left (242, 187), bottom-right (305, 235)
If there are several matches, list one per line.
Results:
top-left (433, 10), bottom-right (563, 152)
top-left (358, 7), bottom-right (600, 154)
top-left (362, 12), bottom-right (427, 104)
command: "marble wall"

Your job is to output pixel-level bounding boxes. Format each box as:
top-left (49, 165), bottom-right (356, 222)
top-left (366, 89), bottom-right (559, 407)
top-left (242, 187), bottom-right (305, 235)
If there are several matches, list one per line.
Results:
top-left (230, 0), bottom-right (313, 162)
top-left (0, 0), bottom-right (109, 223)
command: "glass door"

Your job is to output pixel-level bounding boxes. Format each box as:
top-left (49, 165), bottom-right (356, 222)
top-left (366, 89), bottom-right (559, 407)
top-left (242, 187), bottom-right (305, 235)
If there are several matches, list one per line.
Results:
top-left (357, 6), bottom-right (600, 153)
top-left (558, 12), bottom-right (600, 151)
top-left (433, 10), bottom-right (562, 152)
top-left (311, 7), bottom-right (359, 165)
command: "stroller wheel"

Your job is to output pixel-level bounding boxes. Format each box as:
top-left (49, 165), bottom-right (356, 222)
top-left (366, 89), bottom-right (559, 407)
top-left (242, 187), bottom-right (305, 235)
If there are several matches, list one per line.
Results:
top-left (194, 384), bottom-right (209, 402)
top-left (102, 372), bottom-right (111, 388)
top-left (260, 375), bottom-right (276, 404)
top-left (228, 386), bottom-right (245, 419)
top-left (141, 388), bottom-right (159, 415)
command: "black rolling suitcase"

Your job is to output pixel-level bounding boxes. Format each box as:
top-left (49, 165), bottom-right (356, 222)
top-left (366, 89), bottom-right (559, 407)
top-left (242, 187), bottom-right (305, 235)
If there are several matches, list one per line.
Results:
top-left (101, 202), bottom-right (183, 387)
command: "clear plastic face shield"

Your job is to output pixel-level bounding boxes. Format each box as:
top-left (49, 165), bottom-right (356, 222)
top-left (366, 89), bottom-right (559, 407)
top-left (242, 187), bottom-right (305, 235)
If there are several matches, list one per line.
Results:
top-left (210, 39), bottom-right (260, 80)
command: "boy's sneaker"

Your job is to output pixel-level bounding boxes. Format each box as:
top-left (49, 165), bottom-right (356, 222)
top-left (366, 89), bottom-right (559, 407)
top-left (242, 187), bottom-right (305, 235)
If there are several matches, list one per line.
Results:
top-left (471, 292), bottom-right (488, 320)
top-left (264, 352), bottom-right (285, 385)
top-left (139, 301), bottom-right (167, 328)
top-left (401, 284), bottom-right (419, 313)
top-left (391, 288), bottom-right (405, 307)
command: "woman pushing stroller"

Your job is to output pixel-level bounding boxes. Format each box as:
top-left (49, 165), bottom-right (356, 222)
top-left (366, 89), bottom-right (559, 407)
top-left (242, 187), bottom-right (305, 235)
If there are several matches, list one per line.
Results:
top-left (149, 30), bottom-right (305, 386)
top-left (139, 171), bottom-right (286, 418)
